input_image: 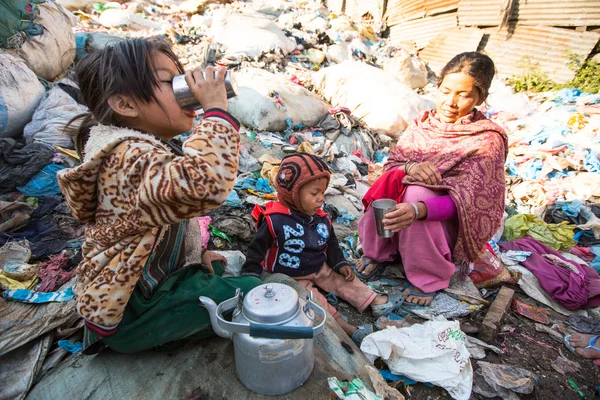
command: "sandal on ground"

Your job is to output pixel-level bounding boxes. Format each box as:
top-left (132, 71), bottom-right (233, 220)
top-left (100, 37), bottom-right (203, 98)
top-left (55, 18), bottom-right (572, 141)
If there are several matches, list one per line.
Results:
top-left (371, 285), bottom-right (409, 318)
top-left (351, 324), bottom-right (374, 346)
top-left (352, 255), bottom-right (387, 280)
top-left (564, 334), bottom-right (600, 354)
top-left (564, 335), bottom-right (576, 353)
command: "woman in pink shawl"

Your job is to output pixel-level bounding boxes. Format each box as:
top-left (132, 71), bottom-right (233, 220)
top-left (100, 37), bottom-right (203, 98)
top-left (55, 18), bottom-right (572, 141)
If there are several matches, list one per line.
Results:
top-left (356, 52), bottom-right (508, 307)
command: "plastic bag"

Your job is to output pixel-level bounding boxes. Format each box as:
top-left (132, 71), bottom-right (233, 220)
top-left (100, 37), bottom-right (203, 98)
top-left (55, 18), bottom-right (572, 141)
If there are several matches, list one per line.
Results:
top-left (0, 54), bottom-right (45, 138)
top-left (228, 68), bottom-right (329, 132)
top-left (24, 85), bottom-right (87, 149)
top-left (361, 320), bottom-right (473, 400)
top-left (469, 244), bottom-right (514, 289)
top-left (313, 61), bottom-right (434, 137)
top-left (211, 9), bottom-right (296, 58)
top-left (16, 164), bottom-right (66, 197)
top-left (473, 361), bottom-right (536, 399)
top-left (10, 2), bottom-right (77, 81)
top-left (382, 49), bottom-right (428, 89)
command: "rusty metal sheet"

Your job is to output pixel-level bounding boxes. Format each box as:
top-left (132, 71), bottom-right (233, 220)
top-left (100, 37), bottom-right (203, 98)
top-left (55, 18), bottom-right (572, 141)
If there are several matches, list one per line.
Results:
top-left (389, 13), bottom-right (458, 49)
top-left (385, 0), bottom-right (459, 25)
top-left (458, 0), bottom-right (600, 27)
top-left (427, 0), bottom-right (460, 16)
top-left (419, 27), bottom-right (485, 74)
top-left (483, 25), bottom-right (600, 83)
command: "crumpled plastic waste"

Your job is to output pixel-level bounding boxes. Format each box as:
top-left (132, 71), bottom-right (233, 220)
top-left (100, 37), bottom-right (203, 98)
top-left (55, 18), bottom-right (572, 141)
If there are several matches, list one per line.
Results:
top-left (473, 361), bottom-right (537, 399)
top-left (2, 286), bottom-right (75, 303)
top-left (258, 154), bottom-right (281, 186)
top-left (411, 292), bottom-right (482, 320)
top-left (0, 241), bottom-right (39, 291)
top-left (567, 315), bottom-right (600, 334)
top-left (361, 320), bottom-right (473, 400)
top-left (328, 377), bottom-right (382, 400)
top-left (498, 250), bottom-right (532, 266)
top-left (16, 164), bottom-right (66, 197)
top-left (504, 214), bottom-right (576, 251)
top-left (0, 201), bottom-right (33, 233)
top-left (57, 339), bottom-right (83, 354)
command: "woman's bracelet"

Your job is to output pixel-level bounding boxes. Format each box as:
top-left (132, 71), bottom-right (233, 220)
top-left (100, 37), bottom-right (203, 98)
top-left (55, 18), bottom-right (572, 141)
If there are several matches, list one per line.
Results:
top-left (405, 160), bottom-right (417, 175)
top-left (410, 203), bottom-right (419, 221)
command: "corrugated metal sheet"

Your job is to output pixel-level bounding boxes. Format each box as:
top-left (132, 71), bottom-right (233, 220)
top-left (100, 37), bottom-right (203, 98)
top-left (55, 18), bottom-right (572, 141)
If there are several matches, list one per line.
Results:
top-left (483, 26), bottom-right (600, 83)
top-left (389, 13), bottom-right (458, 49)
top-left (385, 1), bottom-right (404, 26)
top-left (385, 0), bottom-right (458, 25)
top-left (325, 0), bottom-right (345, 15)
top-left (427, 0), bottom-right (460, 16)
top-left (418, 27), bottom-right (484, 74)
top-left (458, 0), bottom-right (600, 27)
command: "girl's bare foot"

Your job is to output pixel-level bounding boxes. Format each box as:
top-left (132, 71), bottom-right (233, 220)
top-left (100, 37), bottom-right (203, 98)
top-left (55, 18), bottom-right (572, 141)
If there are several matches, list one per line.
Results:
top-left (567, 334), bottom-right (600, 359)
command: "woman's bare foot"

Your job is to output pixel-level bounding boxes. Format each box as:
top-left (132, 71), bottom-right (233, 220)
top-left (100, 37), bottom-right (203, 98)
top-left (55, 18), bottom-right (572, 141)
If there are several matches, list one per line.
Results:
top-left (567, 334), bottom-right (600, 359)
top-left (355, 256), bottom-right (380, 277)
top-left (402, 285), bottom-right (436, 306)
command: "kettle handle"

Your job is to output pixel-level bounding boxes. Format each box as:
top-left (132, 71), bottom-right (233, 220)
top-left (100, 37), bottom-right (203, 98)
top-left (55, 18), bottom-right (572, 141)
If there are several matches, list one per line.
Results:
top-left (249, 324), bottom-right (314, 339)
top-left (305, 292), bottom-right (327, 336)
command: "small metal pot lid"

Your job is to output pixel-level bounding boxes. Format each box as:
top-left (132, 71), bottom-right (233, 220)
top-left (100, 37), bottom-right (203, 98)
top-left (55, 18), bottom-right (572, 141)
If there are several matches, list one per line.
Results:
top-left (243, 283), bottom-right (299, 324)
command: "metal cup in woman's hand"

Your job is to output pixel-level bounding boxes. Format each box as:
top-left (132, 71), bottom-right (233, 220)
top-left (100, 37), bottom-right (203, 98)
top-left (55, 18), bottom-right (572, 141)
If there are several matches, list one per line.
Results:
top-left (172, 70), bottom-right (237, 110)
top-left (372, 199), bottom-right (397, 238)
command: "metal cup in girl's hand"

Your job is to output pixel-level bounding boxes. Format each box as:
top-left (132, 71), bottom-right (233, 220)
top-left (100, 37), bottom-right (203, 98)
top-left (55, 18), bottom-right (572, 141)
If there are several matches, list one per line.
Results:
top-left (172, 70), bottom-right (237, 110)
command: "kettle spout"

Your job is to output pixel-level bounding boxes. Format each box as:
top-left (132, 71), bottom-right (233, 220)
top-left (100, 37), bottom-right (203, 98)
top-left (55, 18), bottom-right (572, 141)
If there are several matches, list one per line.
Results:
top-left (199, 296), bottom-right (233, 339)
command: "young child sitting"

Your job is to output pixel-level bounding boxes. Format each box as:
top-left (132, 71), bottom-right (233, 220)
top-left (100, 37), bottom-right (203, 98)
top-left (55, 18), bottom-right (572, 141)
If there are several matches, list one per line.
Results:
top-left (241, 153), bottom-right (403, 345)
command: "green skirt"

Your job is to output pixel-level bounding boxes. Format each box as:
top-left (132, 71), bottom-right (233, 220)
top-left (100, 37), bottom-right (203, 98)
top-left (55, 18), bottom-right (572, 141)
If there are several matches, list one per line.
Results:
top-left (101, 262), bottom-right (261, 353)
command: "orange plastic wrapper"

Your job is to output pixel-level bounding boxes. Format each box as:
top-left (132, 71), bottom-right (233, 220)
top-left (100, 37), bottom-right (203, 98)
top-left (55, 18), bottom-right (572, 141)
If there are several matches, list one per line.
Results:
top-left (469, 244), bottom-right (516, 289)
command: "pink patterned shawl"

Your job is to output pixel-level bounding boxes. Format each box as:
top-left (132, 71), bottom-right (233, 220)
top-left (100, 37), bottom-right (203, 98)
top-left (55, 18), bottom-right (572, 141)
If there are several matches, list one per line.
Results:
top-left (386, 109), bottom-right (508, 262)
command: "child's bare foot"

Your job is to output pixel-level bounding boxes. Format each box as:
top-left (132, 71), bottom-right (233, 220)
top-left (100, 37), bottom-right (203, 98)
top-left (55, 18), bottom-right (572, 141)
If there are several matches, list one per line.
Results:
top-left (566, 334), bottom-right (600, 359)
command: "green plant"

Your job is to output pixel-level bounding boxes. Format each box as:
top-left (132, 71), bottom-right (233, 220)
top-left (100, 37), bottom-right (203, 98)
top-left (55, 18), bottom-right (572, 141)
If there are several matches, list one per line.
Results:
top-left (508, 53), bottom-right (600, 94)
top-left (508, 57), bottom-right (562, 93)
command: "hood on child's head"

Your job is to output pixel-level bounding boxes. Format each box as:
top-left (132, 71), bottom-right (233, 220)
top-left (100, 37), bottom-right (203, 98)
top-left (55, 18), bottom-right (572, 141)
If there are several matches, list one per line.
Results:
top-left (275, 153), bottom-right (331, 211)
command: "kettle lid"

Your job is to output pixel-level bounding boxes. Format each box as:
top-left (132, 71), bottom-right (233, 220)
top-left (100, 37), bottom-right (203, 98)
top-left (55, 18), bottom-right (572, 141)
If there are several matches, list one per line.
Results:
top-left (243, 283), bottom-right (299, 323)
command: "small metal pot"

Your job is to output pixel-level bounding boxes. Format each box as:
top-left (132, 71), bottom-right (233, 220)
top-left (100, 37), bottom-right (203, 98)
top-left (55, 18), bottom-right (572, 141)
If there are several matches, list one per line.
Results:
top-left (199, 284), bottom-right (326, 396)
top-left (172, 70), bottom-right (237, 110)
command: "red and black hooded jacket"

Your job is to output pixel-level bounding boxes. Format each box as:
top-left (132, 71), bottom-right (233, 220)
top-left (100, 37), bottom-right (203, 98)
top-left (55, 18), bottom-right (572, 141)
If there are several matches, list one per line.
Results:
top-left (240, 201), bottom-right (350, 278)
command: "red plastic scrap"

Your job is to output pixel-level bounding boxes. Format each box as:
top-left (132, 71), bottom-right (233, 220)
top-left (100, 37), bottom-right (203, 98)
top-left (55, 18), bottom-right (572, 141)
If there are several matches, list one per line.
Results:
top-left (512, 299), bottom-right (552, 324)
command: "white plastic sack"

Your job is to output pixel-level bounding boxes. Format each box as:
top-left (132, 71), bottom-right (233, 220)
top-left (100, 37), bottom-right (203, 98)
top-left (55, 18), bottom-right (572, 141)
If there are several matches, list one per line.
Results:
top-left (0, 54), bottom-right (45, 139)
top-left (99, 9), bottom-right (164, 30)
top-left (11, 2), bottom-right (77, 81)
top-left (56, 0), bottom-right (106, 11)
top-left (228, 68), bottom-right (329, 131)
top-left (486, 78), bottom-right (536, 118)
top-left (313, 61), bottom-right (434, 137)
top-left (23, 84), bottom-right (88, 149)
top-left (361, 320), bottom-right (473, 400)
top-left (211, 9), bottom-right (297, 59)
top-left (382, 50), bottom-right (428, 89)
top-left (326, 43), bottom-right (350, 64)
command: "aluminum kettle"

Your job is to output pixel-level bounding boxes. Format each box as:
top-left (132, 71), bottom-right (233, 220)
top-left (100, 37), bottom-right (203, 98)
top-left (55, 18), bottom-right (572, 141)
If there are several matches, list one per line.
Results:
top-left (199, 283), bottom-right (326, 396)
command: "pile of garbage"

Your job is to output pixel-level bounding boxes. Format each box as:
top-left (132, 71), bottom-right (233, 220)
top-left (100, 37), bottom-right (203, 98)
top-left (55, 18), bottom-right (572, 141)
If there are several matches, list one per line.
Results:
top-left (1, 0), bottom-right (600, 399)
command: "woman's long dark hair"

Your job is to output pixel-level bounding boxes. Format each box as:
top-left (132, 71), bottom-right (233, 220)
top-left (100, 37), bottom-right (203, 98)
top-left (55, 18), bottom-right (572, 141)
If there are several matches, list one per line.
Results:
top-left (70, 38), bottom-right (184, 158)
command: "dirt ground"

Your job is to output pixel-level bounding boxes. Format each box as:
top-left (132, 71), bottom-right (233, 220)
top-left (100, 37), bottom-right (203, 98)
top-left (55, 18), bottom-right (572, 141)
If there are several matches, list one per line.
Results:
top-left (340, 267), bottom-right (600, 399)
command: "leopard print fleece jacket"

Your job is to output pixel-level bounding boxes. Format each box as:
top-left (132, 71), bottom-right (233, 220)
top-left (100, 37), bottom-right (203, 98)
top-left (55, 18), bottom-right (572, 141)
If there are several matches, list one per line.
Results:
top-left (57, 113), bottom-right (240, 331)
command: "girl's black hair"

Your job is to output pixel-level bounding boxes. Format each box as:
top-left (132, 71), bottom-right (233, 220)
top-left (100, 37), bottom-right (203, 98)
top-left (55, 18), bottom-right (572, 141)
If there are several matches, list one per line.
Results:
top-left (438, 52), bottom-right (495, 102)
top-left (70, 38), bottom-right (184, 158)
